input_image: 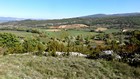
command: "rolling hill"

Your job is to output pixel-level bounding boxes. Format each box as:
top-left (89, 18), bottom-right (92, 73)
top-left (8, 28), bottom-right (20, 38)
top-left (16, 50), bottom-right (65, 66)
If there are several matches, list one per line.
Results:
top-left (82, 12), bottom-right (140, 18)
top-left (0, 12), bottom-right (140, 28)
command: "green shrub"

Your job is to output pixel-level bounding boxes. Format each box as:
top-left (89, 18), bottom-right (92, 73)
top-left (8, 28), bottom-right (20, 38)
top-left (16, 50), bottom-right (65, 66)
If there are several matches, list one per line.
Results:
top-left (0, 33), bottom-right (20, 47)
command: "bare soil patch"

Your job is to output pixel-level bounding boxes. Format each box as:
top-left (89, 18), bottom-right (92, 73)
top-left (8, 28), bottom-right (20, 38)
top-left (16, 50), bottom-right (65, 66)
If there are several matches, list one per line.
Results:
top-left (49, 24), bottom-right (88, 29)
top-left (95, 27), bottom-right (107, 32)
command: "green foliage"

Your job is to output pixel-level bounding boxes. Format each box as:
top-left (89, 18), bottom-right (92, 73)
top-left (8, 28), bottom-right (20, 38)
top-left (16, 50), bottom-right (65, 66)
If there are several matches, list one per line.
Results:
top-left (23, 39), bottom-right (38, 53)
top-left (6, 44), bottom-right (24, 55)
top-left (0, 33), bottom-right (24, 54)
top-left (0, 33), bottom-right (19, 47)
top-left (46, 40), bottom-right (68, 53)
top-left (130, 30), bottom-right (140, 45)
top-left (51, 50), bottom-right (57, 57)
top-left (23, 38), bottom-right (46, 54)
top-left (88, 45), bottom-right (102, 58)
top-left (26, 28), bottom-right (42, 34)
top-left (34, 42), bottom-right (46, 55)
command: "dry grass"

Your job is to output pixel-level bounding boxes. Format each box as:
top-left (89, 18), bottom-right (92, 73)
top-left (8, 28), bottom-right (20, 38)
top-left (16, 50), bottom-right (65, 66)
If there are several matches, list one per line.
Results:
top-left (95, 40), bottom-right (105, 45)
top-left (95, 27), bottom-right (108, 32)
top-left (0, 54), bottom-right (139, 79)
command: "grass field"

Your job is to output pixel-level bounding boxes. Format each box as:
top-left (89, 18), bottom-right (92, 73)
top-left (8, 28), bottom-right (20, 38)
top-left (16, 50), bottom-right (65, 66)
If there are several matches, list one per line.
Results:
top-left (0, 29), bottom-right (98, 39)
top-left (0, 30), bottom-right (37, 38)
top-left (0, 28), bottom-right (130, 39)
top-left (104, 28), bottom-right (120, 34)
top-left (43, 29), bottom-right (98, 38)
top-left (0, 54), bottom-right (139, 79)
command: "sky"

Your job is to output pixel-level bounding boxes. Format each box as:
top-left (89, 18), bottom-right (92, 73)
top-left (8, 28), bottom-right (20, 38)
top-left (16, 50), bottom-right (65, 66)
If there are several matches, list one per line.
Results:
top-left (0, 0), bottom-right (140, 19)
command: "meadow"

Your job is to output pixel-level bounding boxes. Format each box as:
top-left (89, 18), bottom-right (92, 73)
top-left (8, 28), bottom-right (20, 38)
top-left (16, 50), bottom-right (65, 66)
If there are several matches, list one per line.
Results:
top-left (0, 54), bottom-right (139, 79)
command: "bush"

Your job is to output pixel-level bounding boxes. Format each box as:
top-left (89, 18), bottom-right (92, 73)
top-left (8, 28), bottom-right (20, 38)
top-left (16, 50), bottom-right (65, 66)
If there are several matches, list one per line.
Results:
top-left (23, 38), bottom-right (46, 54)
top-left (0, 33), bottom-right (20, 47)
top-left (0, 33), bottom-right (24, 54)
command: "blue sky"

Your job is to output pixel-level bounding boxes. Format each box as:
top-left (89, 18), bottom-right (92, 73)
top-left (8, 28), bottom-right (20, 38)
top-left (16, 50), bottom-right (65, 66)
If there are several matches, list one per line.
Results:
top-left (0, 0), bottom-right (140, 19)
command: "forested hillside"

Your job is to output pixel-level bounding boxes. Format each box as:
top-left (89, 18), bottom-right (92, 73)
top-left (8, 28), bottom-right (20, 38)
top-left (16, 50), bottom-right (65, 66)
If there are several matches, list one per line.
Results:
top-left (0, 13), bottom-right (140, 28)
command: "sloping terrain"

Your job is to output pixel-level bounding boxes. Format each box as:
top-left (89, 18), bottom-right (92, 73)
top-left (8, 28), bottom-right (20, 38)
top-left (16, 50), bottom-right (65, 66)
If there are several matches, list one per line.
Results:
top-left (0, 13), bottom-right (140, 28)
top-left (82, 13), bottom-right (140, 18)
top-left (0, 55), bottom-right (139, 79)
top-left (49, 24), bottom-right (88, 29)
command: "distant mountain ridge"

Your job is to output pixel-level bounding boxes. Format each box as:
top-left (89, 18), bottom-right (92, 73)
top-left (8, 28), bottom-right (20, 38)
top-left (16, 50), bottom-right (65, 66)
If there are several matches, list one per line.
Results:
top-left (0, 17), bottom-right (24, 22)
top-left (0, 12), bottom-right (140, 22)
top-left (81, 12), bottom-right (140, 18)
top-left (1, 12), bottom-right (140, 28)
